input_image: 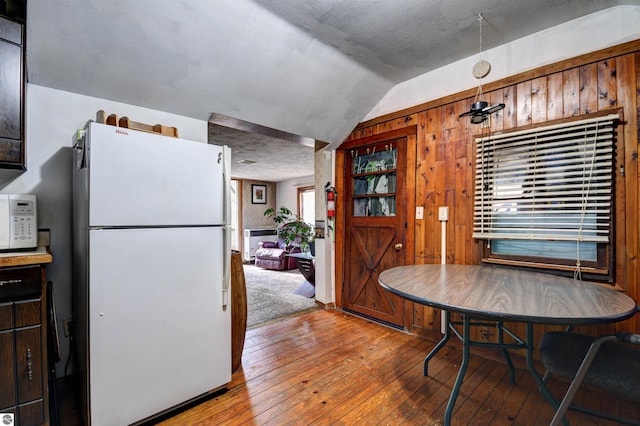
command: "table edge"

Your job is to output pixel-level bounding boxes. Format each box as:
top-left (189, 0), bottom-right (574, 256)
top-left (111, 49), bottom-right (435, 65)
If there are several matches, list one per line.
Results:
top-left (378, 266), bottom-right (638, 326)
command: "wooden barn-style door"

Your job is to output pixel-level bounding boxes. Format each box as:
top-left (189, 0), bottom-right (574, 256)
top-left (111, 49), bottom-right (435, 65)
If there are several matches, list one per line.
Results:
top-left (339, 132), bottom-right (410, 328)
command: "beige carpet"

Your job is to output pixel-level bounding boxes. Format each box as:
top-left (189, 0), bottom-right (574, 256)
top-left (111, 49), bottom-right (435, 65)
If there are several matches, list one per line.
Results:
top-left (243, 264), bottom-right (318, 328)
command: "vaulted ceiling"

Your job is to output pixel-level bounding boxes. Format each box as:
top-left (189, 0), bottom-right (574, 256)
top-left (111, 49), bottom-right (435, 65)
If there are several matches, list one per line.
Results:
top-left (24, 0), bottom-right (640, 181)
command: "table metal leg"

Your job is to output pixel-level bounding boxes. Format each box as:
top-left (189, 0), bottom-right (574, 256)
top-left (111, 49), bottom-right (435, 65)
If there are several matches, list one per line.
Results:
top-left (498, 320), bottom-right (516, 385)
top-left (524, 323), bottom-right (568, 426)
top-left (422, 313), bottom-right (534, 425)
top-left (443, 314), bottom-right (471, 426)
top-left (423, 311), bottom-right (451, 376)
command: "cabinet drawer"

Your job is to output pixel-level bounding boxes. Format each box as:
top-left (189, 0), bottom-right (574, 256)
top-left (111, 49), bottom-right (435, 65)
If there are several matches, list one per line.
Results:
top-left (0, 302), bottom-right (12, 330)
top-left (0, 267), bottom-right (40, 301)
top-left (14, 300), bottom-right (40, 328)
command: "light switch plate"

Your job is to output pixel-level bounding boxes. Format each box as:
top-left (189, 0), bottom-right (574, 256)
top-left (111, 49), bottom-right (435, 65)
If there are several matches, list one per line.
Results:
top-left (438, 206), bottom-right (449, 221)
top-left (416, 206), bottom-right (424, 220)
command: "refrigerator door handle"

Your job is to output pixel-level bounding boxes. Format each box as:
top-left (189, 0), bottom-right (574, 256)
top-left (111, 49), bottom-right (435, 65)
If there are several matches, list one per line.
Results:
top-left (221, 146), bottom-right (232, 310)
top-left (75, 129), bottom-right (88, 169)
top-left (222, 225), bottom-right (231, 310)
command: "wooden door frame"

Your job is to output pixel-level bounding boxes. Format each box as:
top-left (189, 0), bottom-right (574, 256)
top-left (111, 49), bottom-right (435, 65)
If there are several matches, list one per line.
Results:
top-left (335, 126), bottom-right (417, 330)
top-left (232, 178), bottom-right (243, 255)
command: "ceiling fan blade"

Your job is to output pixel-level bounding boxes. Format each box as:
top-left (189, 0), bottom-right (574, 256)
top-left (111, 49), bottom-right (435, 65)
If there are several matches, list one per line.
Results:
top-left (459, 101), bottom-right (490, 118)
top-left (483, 103), bottom-right (506, 114)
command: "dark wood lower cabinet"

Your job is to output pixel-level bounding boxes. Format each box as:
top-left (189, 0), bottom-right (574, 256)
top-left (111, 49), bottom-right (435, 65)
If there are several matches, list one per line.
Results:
top-left (0, 331), bottom-right (16, 408)
top-left (0, 264), bottom-right (51, 426)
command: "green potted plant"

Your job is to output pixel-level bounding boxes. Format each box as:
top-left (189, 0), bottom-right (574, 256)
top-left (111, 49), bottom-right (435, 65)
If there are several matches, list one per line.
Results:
top-left (264, 206), bottom-right (314, 253)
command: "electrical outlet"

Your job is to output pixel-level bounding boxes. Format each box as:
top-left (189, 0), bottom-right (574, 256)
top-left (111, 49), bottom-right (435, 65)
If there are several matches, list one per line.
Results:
top-left (63, 317), bottom-right (76, 337)
top-left (37, 229), bottom-right (51, 247)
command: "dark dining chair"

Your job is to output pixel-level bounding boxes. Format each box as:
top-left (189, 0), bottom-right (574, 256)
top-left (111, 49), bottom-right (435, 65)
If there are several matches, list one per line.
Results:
top-left (539, 313), bottom-right (640, 425)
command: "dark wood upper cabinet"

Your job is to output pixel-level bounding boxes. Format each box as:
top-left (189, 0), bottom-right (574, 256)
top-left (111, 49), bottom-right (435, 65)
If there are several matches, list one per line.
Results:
top-left (0, 15), bottom-right (25, 170)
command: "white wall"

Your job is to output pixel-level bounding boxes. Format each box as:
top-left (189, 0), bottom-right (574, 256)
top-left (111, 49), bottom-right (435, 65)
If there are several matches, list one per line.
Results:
top-left (0, 84), bottom-right (207, 376)
top-left (276, 176), bottom-right (314, 215)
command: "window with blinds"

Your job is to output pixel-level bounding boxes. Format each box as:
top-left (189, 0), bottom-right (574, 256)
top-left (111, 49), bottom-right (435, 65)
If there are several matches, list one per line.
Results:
top-left (473, 113), bottom-right (618, 276)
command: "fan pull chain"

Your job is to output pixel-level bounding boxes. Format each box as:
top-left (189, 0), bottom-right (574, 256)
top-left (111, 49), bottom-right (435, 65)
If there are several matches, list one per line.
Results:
top-left (478, 13), bottom-right (483, 60)
top-left (474, 13), bottom-right (485, 103)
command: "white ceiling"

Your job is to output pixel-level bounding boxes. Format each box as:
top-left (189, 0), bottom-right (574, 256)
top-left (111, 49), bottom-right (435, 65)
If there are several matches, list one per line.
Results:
top-left (25, 0), bottom-right (640, 181)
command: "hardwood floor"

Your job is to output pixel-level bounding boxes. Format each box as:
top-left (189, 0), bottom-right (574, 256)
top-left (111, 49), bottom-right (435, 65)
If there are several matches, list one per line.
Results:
top-left (60, 309), bottom-right (639, 425)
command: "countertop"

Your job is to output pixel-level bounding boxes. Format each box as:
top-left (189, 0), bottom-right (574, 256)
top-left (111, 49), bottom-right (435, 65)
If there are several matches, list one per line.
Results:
top-left (0, 246), bottom-right (53, 267)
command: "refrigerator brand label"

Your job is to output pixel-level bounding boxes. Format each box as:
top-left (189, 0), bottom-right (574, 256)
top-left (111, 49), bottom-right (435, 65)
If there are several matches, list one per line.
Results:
top-left (115, 129), bottom-right (129, 136)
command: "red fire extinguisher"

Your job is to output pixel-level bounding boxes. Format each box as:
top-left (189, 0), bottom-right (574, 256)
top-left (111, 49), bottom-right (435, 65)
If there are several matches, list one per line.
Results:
top-left (326, 185), bottom-right (336, 218)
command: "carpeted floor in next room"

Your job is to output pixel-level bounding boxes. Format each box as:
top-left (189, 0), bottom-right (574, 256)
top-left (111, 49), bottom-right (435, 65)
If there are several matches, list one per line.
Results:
top-left (243, 263), bottom-right (318, 328)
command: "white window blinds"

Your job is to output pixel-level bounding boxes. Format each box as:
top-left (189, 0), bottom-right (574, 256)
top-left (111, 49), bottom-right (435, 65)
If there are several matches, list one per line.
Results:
top-left (473, 114), bottom-right (618, 243)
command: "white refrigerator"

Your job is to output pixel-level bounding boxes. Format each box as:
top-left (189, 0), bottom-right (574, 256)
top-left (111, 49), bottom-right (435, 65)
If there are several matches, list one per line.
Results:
top-left (72, 122), bottom-right (232, 425)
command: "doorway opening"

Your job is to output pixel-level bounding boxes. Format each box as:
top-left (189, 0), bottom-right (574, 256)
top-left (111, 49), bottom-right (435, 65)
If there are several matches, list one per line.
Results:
top-left (230, 179), bottom-right (241, 252)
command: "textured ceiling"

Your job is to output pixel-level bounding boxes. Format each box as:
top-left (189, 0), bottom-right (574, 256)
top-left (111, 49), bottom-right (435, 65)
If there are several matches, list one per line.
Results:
top-left (209, 127), bottom-right (314, 183)
top-left (208, 114), bottom-right (318, 183)
top-left (24, 0), bottom-right (640, 181)
top-left (253, 0), bottom-right (637, 82)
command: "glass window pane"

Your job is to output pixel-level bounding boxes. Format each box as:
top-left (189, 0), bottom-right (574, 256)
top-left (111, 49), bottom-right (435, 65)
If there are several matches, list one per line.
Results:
top-left (298, 187), bottom-right (315, 225)
top-left (351, 144), bottom-right (397, 217)
top-left (492, 240), bottom-right (597, 261)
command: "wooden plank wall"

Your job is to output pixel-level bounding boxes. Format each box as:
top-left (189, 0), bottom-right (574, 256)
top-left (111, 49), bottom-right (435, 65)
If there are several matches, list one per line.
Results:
top-left (343, 42), bottom-right (640, 346)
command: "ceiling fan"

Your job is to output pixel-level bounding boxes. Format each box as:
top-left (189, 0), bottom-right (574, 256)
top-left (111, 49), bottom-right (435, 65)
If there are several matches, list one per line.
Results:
top-left (459, 14), bottom-right (505, 125)
top-left (459, 100), bottom-right (505, 124)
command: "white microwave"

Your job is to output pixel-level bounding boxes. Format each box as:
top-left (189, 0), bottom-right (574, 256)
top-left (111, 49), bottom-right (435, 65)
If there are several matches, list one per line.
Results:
top-left (0, 194), bottom-right (38, 250)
